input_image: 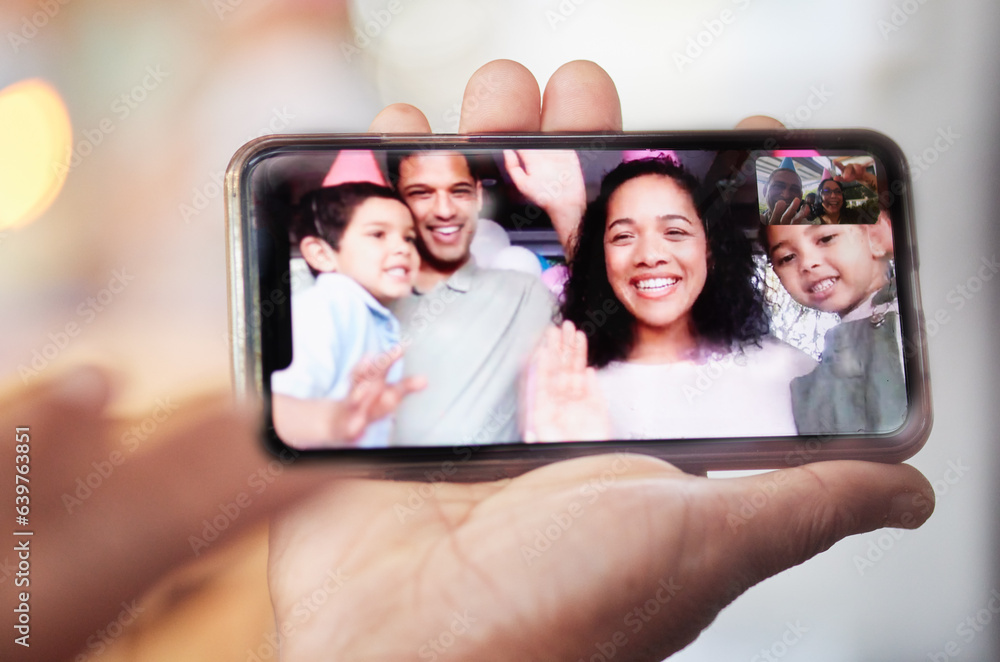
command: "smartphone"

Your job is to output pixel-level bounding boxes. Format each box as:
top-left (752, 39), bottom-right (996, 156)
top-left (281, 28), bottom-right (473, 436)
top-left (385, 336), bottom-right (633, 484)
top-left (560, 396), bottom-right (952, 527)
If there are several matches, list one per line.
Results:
top-left (226, 130), bottom-right (931, 478)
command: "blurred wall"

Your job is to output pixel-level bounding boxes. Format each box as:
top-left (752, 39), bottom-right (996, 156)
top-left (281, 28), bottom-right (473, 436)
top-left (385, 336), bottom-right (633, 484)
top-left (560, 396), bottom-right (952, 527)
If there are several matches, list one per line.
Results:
top-left (0, 0), bottom-right (997, 660)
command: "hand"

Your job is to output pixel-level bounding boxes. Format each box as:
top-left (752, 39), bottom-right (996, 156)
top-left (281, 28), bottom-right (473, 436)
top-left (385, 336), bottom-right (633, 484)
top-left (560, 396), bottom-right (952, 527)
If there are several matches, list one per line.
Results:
top-left (341, 347), bottom-right (426, 442)
top-left (834, 160), bottom-right (878, 191)
top-left (524, 321), bottom-right (610, 442)
top-left (768, 197), bottom-right (814, 225)
top-left (0, 367), bottom-right (331, 662)
top-left (503, 149), bottom-right (587, 254)
top-left (267, 60), bottom-right (935, 661)
top-left (273, 347), bottom-right (426, 447)
top-left (270, 454), bottom-right (932, 661)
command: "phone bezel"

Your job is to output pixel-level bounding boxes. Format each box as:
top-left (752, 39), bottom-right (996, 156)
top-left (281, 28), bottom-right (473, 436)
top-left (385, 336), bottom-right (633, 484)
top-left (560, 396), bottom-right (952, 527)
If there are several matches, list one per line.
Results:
top-left (226, 130), bottom-right (931, 479)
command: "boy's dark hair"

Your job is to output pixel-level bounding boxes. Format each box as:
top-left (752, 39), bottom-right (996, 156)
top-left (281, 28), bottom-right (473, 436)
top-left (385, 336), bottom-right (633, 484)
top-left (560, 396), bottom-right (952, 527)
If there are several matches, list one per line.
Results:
top-left (561, 157), bottom-right (769, 368)
top-left (293, 182), bottom-right (402, 249)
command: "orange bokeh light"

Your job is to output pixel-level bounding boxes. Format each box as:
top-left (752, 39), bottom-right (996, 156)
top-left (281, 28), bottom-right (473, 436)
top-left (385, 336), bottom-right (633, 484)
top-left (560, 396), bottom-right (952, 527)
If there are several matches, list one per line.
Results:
top-left (0, 78), bottom-right (72, 231)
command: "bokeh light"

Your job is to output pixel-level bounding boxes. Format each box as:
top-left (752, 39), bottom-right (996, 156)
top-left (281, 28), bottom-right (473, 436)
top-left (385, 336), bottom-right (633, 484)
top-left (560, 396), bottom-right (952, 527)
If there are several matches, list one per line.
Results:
top-left (0, 78), bottom-right (72, 231)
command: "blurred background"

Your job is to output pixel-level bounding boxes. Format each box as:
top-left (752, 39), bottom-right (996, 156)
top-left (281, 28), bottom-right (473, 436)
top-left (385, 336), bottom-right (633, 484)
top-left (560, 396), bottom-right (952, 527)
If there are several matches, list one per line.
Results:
top-left (1, 0), bottom-right (997, 659)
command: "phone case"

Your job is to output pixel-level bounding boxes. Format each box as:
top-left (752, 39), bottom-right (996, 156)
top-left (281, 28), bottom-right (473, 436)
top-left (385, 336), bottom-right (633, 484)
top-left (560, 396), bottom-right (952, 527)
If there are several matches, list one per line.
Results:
top-left (226, 130), bottom-right (931, 479)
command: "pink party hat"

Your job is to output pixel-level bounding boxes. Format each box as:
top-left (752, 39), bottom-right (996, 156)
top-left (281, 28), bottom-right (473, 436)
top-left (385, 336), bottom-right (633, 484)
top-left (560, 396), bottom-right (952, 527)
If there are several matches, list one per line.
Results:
top-left (322, 149), bottom-right (388, 187)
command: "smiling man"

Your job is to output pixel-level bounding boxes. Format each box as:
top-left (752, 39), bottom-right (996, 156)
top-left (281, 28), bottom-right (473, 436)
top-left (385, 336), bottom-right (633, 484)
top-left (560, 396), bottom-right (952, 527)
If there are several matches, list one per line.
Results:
top-left (763, 160), bottom-right (814, 225)
top-left (386, 151), bottom-right (555, 446)
top-left (395, 152), bottom-right (480, 291)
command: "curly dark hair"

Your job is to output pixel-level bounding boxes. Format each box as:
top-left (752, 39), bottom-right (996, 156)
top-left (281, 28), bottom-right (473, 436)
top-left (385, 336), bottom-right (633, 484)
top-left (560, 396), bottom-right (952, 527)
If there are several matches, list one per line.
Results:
top-left (561, 157), bottom-right (769, 368)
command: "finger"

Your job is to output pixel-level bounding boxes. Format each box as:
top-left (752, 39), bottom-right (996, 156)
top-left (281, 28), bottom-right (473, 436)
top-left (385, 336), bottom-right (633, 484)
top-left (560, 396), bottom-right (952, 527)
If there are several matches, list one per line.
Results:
top-left (566, 330), bottom-right (587, 401)
top-left (556, 322), bottom-right (578, 403)
top-left (573, 328), bottom-right (587, 374)
top-left (771, 200), bottom-right (788, 225)
top-left (780, 198), bottom-right (802, 224)
top-left (560, 320), bottom-right (577, 374)
top-left (371, 377), bottom-right (424, 425)
top-left (382, 344), bottom-right (406, 368)
top-left (459, 60), bottom-right (541, 133)
top-left (346, 372), bottom-right (371, 407)
top-left (351, 350), bottom-right (395, 387)
top-left (503, 149), bottom-right (528, 188)
top-left (368, 103), bottom-right (432, 133)
top-left (395, 375), bottom-right (427, 398)
top-left (541, 60), bottom-right (622, 132)
top-left (345, 382), bottom-right (382, 439)
top-left (709, 461), bottom-right (934, 587)
top-left (1, 363), bottom-right (115, 416)
top-left (37, 396), bottom-right (332, 661)
top-left (735, 115), bottom-right (784, 130)
top-left (349, 357), bottom-right (377, 387)
top-left (1, 365), bottom-right (117, 475)
top-left (352, 375), bottom-right (386, 416)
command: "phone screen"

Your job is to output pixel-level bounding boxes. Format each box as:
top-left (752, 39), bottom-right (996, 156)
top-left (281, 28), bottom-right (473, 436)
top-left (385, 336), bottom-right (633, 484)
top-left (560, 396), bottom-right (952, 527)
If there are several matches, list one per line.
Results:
top-left (238, 137), bottom-right (922, 455)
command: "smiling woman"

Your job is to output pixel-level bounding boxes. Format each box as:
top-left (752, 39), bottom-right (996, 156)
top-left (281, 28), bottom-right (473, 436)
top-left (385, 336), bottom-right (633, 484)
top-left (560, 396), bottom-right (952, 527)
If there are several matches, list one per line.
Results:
top-left (553, 157), bottom-right (818, 440)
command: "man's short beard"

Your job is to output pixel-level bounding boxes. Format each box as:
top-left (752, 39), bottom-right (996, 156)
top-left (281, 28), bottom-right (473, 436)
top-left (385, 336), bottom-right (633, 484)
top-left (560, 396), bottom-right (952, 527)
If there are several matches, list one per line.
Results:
top-left (417, 242), bottom-right (470, 274)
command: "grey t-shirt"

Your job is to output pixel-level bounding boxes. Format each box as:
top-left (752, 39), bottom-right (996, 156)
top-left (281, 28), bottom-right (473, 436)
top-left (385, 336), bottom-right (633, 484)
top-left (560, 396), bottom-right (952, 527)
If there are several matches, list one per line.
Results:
top-left (389, 260), bottom-right (555, 447)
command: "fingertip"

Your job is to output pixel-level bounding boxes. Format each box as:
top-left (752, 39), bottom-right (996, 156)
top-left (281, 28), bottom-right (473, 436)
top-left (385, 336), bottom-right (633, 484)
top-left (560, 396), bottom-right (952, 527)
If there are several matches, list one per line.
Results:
top-left (502, 149), bottom-right (521, 171)
top-left (887, 489), bottom-right (934, 529)
top-left (561, 319), bottom-right (576, 347)
top-left (459, 60), bottom-right (540, 133)
top-left (369, 103), bottom-right (432, 133)
top-left (48, 364), bottom-right (117, 412)
top-left (542, 60), bottom-right (622, 132)
top-left (883, 464), bottom-right (935, 528)
top-left (403, 374), bottom-right (428, 392)
top-left (719, 461), bottom-right (935, 579)
top-left (735, 115), bottom-right (785, 130)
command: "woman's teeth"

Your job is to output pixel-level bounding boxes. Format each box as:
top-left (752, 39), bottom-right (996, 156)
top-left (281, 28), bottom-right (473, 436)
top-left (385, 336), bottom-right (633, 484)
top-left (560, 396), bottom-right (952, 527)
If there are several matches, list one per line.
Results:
top-left (635, 277), bottom-right (677, 291)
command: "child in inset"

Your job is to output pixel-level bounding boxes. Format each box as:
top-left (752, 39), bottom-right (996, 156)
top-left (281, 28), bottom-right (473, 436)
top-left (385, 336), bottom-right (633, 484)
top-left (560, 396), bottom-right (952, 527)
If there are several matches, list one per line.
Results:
top-left (270, 182), bottom-right (425, 448)
top-left (766, 215), bottom-right (905, 434)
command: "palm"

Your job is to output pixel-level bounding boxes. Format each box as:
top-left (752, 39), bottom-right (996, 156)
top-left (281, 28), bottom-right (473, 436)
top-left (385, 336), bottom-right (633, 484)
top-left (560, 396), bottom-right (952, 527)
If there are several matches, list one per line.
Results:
top-left (503, 149), bottom-right (587, 250)
top-left (527, 322), bottom-right (611, 442)
top-left (269, 455), bottom-right (762, 661)
top-left (533, 382), bottom-right (609, 441)
top-left (268, 453), bottom-right (928, 661)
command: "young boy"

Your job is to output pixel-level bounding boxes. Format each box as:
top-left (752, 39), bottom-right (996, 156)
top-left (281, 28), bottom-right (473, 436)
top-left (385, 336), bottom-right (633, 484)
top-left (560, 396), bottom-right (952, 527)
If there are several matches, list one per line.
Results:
top-left (766, 217), bottom-right (905, 434)
top-left (270, 182), bottom-right (425, 449)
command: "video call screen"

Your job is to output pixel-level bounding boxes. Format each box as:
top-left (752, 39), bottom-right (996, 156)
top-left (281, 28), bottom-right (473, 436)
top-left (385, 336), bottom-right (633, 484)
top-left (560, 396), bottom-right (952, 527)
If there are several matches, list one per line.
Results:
top-left (246, 145), bottom-right (909, 451)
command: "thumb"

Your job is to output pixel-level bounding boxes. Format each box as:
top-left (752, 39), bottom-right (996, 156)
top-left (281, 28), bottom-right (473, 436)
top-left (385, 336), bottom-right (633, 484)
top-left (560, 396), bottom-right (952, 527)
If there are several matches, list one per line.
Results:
top-left (711, 461), bottom-right (934, 588)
